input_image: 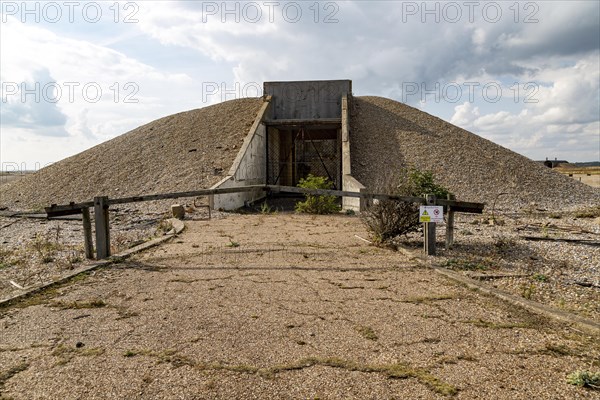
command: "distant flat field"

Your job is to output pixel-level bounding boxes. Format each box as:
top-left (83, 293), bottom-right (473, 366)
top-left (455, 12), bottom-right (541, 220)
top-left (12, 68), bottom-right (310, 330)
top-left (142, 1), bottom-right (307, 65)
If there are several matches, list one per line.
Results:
top-left (0, 172), bottom-right (31, 187)
top-left (555, 166), bottom-right (600, 188)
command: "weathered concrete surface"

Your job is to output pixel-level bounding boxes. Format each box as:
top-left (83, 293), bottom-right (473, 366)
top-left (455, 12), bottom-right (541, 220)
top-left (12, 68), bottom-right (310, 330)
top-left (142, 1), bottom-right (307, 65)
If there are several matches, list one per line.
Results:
top-left (341, 94), bottom-right (366, 212)
top-left (0, 214), bottom-right (598, 399)
top-left (264, 80), bottom-right (351, 120)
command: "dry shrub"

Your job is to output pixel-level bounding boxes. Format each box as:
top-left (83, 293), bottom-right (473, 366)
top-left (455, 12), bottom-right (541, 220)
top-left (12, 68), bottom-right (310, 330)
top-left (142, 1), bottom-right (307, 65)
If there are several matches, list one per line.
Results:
top-left (362, 197), bottom-right (420, 244)
top-left (361, 168), bottom-right (450, 244)
top-left (28, 232), bottom-right (63, 263)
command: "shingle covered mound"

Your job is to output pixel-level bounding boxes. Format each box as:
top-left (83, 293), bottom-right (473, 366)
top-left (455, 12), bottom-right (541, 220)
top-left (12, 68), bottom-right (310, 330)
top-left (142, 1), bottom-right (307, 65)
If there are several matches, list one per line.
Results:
top-left (2, 95), bottom-right (596, 212)
top-left (1, 98), bottom-right (263, 210)
top-left (350, 96), bottom-right (599, 210)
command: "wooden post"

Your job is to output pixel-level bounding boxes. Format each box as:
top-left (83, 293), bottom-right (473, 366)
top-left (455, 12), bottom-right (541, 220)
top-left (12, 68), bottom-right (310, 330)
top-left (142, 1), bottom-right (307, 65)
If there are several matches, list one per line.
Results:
top-left (94, 196), bottom-right (110, 260)
top-left (446, 193), bottom-right (455, 250)
top-left (81, 207), bottom-right (94, 259)
top-left (424, 194), bottom-right (436, 256)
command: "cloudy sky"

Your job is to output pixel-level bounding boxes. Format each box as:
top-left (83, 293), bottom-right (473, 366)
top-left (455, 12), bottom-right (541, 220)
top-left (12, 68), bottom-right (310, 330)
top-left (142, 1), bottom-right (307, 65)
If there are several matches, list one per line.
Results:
top-left (1, 0), bottom-right (599, 170)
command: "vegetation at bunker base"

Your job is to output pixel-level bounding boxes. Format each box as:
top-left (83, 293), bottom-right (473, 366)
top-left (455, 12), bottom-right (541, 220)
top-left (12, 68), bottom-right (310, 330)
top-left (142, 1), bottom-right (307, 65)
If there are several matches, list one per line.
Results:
top-left (294, 174), bottom-right (341, 215)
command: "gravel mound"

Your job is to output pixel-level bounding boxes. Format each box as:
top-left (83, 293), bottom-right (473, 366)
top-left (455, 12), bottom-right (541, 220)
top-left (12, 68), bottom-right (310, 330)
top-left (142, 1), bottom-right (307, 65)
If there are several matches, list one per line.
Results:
top-left (2, 95), bottom-right (596, 212)
top-left (1, 98), bottom-right (263, 210)
top-left (350, 96), bottom-right (600, 210)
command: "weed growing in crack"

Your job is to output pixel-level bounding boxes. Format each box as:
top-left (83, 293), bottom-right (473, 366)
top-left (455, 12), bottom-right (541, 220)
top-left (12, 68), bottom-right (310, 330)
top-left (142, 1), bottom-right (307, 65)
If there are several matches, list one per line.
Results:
top-left (356, 326), bottom-right (378, 341)
top-left (50, 299), bottom-right (106, 310)
top-left (51, 344), bottom-right (105, 365)
top-left (0, 362), bottom-right (29, 391)
top-left (464, 318), bottom-right (530, 330)
top-left (117, 350), bottom-right (458, 396)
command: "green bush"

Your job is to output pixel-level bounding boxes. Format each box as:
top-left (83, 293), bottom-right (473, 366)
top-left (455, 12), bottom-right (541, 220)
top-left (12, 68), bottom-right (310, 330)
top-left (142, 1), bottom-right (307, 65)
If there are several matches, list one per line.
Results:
top-left (567, 370), bottom-right (600, 390)
top-left (408, 169), bottom-right (450, 199)
top-left (362, 168), bottom-right (451, 243)
top-left (295, 175), bottom-right (341, 214)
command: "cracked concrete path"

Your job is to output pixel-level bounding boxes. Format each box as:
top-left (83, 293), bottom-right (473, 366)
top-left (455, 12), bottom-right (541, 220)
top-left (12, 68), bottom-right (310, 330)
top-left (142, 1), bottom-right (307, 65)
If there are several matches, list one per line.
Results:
top-left (1, 214), bottom-right (598, 399)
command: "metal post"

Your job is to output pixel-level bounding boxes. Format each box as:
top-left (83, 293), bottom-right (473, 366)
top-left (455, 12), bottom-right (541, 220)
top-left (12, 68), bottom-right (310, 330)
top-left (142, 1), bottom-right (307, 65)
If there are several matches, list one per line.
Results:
top-left (81, 207), bottom-right (94, 259)
top-left (446, 193), bottom-right (455, 250)
top-left (424, 194), bottom-right (436, 256)
top-left (94, 196), bottom-right (110, 259)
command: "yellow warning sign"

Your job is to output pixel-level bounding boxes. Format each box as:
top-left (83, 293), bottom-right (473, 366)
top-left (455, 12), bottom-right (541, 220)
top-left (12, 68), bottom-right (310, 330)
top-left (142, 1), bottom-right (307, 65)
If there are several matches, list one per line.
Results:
top-left (419, 206), bottom-right (443, 223)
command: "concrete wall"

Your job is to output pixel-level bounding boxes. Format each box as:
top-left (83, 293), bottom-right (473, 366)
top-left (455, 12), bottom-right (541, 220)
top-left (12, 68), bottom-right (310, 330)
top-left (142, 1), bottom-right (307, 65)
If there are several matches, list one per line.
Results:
top-left (340, 94), bottom-right (366, 212)
top-left (342, 175), bottom-right (366, 212)
top-left (210, 99), bottom-right (271, 210)
top-left (264, 80), bottom-right (351, 120)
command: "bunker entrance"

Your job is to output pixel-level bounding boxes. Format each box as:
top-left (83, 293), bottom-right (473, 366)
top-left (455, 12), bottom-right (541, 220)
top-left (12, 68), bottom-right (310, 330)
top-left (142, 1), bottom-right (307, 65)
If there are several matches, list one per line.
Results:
top-left (267, 125), bottom-right (341, 189)
top-left (263, 80), bottom-right (351, 193)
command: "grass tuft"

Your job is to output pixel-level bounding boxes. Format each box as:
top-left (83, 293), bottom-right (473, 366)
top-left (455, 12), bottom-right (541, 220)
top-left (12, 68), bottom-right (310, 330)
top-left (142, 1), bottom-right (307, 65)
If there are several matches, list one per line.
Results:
top-left (50, 299), bottom-right (106, 309)
top-left (403, 294), bottom-right (457, 304)
top-left (118, 350), bottom-right (458, 396)
top-left (567, 370), bottom-right (600, 390)
top-left (572, 206), bottom-right (600, 219)
top-left (356, 326), bottom-right (378, 341)
top-left (464, 318), bottom-right (530, 330)
top-left (0, 362), bottom-right (29, 390)
top-left (51, 344), bottom-right (104, 365)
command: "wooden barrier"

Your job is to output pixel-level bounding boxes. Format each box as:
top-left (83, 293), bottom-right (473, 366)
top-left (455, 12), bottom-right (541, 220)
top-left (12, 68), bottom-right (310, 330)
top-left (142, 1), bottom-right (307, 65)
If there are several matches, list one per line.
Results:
top-left (424, 195), bottom-right (437, 256)
top-left (81, 207), bottom-right (94, 259)
top-left (46, 185), bottom-right (484, 260)
top-left (94, 196), bottom-right (110, 259)
top-left (446, 193), bottom-right (456, 250)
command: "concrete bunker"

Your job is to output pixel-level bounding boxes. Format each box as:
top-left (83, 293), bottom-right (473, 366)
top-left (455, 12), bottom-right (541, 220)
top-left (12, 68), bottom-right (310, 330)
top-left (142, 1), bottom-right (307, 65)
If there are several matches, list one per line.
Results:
top-left (211, 80), bottom-right (365, 212)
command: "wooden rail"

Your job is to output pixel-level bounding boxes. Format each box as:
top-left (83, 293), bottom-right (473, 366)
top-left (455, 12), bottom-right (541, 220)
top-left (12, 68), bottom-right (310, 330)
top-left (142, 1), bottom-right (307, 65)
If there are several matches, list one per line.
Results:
top-left (45, 185), bottom-right (484, 260)
top-left (46, 186), bottom-right (267, 214)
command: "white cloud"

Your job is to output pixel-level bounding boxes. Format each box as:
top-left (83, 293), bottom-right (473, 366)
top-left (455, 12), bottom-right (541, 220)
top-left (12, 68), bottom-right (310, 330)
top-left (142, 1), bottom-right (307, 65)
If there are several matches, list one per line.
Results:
top-left (1, 1), bottom-right (599, 166)
top-left (450, 102), bottom-right (480, 127)
top-left (0, 14), bottom-right (208, 165)
top-left (1, 68), bottom-right (69, 135)
top-left (449, 55), bottom-right (600, 161)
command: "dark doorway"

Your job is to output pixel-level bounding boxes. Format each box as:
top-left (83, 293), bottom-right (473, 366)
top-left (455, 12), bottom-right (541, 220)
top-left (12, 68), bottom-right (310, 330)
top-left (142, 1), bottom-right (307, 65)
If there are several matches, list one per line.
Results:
top-left (267, 126), bottom-right (341, 189)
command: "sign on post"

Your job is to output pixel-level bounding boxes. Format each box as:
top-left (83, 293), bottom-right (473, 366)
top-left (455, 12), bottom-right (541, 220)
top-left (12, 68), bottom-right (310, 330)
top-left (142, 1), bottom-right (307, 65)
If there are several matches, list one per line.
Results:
top-left (420, 206), bottom-right (444, 223)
